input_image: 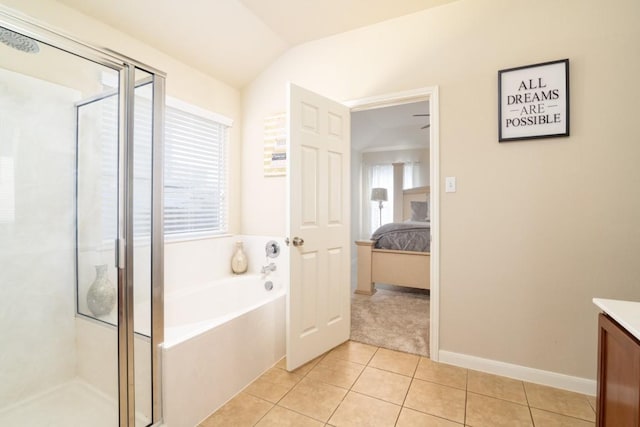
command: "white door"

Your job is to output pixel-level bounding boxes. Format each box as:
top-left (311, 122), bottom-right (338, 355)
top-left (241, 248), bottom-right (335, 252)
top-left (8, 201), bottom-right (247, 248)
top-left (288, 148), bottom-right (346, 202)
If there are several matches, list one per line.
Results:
top-left (286, 83), bottom-right (351, 371)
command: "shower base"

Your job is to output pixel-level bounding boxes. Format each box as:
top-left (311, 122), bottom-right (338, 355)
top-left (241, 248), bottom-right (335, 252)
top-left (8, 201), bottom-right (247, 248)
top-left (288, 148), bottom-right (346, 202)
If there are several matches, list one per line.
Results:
top-left (0, 379), bottom-right (146, 427)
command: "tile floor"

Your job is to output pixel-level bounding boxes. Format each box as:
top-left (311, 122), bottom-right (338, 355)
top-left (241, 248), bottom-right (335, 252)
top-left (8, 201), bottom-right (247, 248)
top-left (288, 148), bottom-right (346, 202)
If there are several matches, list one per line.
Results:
top-left (199, 341), bottom-right (596, 427)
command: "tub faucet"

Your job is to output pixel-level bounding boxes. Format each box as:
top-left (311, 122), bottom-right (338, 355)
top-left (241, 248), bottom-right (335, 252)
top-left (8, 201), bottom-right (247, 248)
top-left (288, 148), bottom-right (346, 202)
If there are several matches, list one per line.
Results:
top-left (261, 262), bottom-right (277, 274)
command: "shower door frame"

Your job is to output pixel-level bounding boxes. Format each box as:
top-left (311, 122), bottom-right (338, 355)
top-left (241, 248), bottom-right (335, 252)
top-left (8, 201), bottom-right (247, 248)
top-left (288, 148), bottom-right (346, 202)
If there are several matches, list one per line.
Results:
top-left (0, 7), bottom-right (166, 426)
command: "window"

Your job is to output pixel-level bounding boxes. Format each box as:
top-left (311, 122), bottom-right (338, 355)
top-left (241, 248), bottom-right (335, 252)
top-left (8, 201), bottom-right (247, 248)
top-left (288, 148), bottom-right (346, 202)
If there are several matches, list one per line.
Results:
top-left (78, 88), bottom-right (231, 242)
top-left (403, 161), bottom-right (416, 190)
top-left (164, 101), bottom-right (230, 238)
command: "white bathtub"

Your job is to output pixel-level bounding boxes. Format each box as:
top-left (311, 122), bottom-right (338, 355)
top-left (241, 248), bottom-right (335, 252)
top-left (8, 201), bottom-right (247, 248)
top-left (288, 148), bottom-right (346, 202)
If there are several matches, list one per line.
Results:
top-left (162, 274), bottom-right (286, 427)
top-left (163, 275), bottom-right (284, 348)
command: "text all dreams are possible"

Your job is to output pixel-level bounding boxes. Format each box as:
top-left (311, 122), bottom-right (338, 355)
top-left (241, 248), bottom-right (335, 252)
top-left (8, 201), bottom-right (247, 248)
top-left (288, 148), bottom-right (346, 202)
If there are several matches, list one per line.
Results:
top-left (505, 78), bottom-right (562, 128)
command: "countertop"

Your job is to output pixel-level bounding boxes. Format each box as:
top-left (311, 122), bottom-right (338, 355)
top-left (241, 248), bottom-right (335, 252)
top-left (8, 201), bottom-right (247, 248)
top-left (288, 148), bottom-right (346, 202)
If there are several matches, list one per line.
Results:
top-left (593, 298), bottom-right (640, 341)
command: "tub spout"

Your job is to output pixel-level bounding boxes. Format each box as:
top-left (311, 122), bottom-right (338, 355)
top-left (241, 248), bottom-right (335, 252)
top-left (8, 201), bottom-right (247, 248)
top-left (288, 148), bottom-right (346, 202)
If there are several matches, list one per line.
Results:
top-left (261, 262), bottom-right (277, 274)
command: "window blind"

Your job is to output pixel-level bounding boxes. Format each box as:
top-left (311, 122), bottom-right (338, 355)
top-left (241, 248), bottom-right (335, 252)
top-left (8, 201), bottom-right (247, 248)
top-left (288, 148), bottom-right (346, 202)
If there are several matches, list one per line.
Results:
top-left (79, 89), bottom-right (229, 241)
top-left (164, 106), bottom-right (228, 237)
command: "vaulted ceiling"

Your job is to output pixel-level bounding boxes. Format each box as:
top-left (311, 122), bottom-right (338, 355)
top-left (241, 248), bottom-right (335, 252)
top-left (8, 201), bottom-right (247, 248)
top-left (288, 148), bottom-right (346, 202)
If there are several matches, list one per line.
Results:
top-left (56, 0), bottom-right (457, 88)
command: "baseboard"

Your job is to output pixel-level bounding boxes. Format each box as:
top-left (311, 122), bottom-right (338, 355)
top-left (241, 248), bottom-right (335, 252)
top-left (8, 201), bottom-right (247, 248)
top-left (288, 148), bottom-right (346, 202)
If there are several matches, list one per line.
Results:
top-left (438, 350), bottom-right (597, 396)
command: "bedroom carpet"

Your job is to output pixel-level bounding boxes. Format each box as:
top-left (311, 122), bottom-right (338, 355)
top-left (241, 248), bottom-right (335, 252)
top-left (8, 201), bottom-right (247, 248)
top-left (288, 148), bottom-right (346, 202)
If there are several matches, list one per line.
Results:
top-left (350, 286), bottom-right (430, 357)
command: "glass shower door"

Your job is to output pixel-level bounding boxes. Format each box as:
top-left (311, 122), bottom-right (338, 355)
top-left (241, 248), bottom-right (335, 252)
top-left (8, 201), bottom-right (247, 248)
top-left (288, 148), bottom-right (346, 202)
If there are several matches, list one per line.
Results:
top-left (0, 26), bottom-right (121, 426)
top-left (0, 19), bottom-right (163, 426)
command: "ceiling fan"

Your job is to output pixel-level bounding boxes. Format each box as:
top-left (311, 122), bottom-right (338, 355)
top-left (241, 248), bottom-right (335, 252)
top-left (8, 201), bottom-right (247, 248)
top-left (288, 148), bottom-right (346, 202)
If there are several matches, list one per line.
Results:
top-left (413, 113), bottom-right (430, 129)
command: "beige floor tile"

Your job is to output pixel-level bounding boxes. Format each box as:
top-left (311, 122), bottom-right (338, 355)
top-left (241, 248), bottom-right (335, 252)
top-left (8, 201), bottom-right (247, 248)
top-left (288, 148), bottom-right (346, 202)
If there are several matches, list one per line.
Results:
top-left (328, 391), bottom-right (401, 426)
top-left (325, 340), bottom-right (378, 365)
top-left (414, 358), bottom-right (467, 390)
top-left (257, 367), bottom-right (304, 389)
top-left (396, 407), bottom-right (463, 426)
top-left (368, 347), bottom-right (420, 377)
top-left (466, 370), bottom-right (527, 404)
top-left (530, 408), bottom-right (595, 427)
top-left (279, 377), bottom-right (348, 422)
top-left (244, 373), bottom-right (295, 403)
top-left (465, 392), bottom-right (532, 427)
top-left (403, 378), bottom-right (466, 424)
top-left (275, 355), bottom-right (324, 376)
top-left (586, 395), bottom-right (597, 412)
top-left (306, 357), bottom-right (365, 389)
top-left (524, 382), bottom-right (595, 422)
top-left (352, 366), bottom-right (411, 405)
top-left (199, 392), bottom-right (273, 427)
top-left (255, 405), bottom-right (324, 426)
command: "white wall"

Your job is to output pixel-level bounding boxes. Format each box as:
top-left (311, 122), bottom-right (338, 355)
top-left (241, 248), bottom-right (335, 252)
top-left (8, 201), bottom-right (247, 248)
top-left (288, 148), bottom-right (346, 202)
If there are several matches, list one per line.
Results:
top-left (242, 0), bottom-right (640, 381)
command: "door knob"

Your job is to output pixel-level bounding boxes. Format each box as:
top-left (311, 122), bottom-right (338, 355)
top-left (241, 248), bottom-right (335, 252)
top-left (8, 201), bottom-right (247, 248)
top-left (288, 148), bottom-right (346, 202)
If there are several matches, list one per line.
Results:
top-left (292, 237), bottom-right (304, 247)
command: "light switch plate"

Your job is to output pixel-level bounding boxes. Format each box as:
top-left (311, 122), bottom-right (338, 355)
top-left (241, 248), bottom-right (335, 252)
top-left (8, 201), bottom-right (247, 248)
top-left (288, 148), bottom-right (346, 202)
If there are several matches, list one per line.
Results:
top-left (445, 176), bottom-right (456, 193)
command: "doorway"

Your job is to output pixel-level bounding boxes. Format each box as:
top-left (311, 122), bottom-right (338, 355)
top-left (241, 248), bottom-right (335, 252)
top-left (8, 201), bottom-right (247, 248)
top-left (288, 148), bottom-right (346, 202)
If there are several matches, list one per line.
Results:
top-left (284, 85), bottom-right (440, 370)
top-left (346, 87), bottom-right (440, 360)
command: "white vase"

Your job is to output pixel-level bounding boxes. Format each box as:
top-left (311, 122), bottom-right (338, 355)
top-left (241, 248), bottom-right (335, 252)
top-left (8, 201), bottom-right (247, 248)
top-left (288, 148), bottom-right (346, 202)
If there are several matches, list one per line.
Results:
top-left (87, 264), bottom-right (116, 317)
top-left (231, 241), bottom-right (248, 274)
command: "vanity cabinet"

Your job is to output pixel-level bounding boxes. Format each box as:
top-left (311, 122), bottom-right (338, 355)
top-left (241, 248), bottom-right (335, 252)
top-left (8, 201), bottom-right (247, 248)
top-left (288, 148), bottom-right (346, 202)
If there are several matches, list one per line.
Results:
top-left (597, 312), bottom-right (640, 426)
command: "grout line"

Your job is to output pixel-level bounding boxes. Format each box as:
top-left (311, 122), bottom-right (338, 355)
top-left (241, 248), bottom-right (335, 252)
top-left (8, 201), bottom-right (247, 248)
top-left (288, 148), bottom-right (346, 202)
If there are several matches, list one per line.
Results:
top-left (399, 376), bottom-right (414, 418)
top-left (274, 404), bottom-right (326, 424)
top-left (530, 407), bottom-right (597, 423)
top-left (251, 402), bottom-right (276, 426)
top-left (463, 368), bottom-right (468, 425)
top-left (282, 343), bottom-right (380, 424)
top-left (522, 380), bottom-right (536, 426)
top-left (250, 352), bottom-right (330, 424)
top-left (322, 352), bottom-right (372, 425)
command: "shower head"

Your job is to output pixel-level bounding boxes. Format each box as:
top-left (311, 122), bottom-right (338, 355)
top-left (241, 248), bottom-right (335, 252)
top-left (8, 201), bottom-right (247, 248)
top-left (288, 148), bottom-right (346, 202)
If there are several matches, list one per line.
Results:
top-left (0, 28), bottom-right (39, 54)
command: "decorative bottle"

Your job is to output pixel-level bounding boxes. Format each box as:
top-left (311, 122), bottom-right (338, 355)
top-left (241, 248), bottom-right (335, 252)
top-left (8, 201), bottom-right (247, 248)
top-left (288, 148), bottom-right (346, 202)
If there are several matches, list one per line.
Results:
top-left (86, 264), bottom-right (116, 317)
top-left (231, 241), bottom-right (248, 274)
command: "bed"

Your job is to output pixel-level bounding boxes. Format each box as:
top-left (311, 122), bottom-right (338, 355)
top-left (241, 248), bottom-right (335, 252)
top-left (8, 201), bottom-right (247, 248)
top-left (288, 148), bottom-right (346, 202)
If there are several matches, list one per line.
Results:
top-left (355, 185), bottom-right (430, 295)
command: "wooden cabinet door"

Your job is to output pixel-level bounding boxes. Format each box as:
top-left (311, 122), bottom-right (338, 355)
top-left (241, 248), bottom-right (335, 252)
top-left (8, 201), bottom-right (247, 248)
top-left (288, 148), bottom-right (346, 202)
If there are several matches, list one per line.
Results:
top-left (597, 313), bottom-right (640, 426)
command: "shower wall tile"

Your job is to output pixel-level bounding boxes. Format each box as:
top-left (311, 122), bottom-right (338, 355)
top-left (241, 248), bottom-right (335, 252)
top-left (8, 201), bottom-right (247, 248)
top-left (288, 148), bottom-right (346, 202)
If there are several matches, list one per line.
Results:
top-left (75, 317), bottom-right (153, 421)
top-left (75, 318), bottom-right (118, 398)
top-left (0, 68), bottom-right (80, 409)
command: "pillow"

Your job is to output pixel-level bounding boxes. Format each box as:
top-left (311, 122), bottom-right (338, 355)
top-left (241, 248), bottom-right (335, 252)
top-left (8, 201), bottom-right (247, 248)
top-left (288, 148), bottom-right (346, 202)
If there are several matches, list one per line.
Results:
top-left (410, 201), bottom-right (428, 222)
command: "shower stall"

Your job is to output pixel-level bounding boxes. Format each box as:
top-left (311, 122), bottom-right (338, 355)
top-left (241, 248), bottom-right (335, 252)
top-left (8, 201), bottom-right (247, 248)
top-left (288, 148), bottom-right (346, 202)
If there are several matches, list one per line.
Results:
top-left (0, 8), bottom-right (164, 427)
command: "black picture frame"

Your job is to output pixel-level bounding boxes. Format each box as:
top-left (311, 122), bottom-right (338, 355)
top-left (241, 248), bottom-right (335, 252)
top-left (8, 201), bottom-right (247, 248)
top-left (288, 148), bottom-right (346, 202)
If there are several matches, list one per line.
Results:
top-left (498, 59), bottom-right (570, 142)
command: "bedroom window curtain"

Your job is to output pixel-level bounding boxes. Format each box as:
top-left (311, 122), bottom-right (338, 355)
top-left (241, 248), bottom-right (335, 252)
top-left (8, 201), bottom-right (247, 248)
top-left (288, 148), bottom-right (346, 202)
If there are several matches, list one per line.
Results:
top-left (403, 162), bottom-right (418, 189)
top-left (364, 163), bottom-right (394, 236)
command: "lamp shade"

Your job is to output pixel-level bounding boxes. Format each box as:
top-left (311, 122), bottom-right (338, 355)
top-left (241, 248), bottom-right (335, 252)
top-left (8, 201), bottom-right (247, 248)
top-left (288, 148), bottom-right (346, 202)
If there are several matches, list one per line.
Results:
top-left (370, 187), bottom-right (388, 202)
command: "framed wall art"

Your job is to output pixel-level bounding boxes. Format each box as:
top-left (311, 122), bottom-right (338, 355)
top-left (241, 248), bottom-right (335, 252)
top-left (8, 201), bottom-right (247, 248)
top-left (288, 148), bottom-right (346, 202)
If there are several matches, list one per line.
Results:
top-left (498, 59), bottom-right (569, 142)
top-left (263, 113), bottom-right (287, 176)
